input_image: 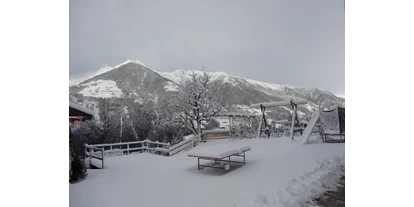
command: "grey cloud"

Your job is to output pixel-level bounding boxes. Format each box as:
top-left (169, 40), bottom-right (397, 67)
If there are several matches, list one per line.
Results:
top-left (70, 0), bottom-right (344, 95)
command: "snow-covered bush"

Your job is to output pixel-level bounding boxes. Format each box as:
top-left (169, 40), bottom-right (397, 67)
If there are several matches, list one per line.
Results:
top-left (70, 120), bottom-right (103, 157)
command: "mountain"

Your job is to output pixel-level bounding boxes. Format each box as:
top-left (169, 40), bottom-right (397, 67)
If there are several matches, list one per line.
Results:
top-left (69, 60), bottom-right (344, 122)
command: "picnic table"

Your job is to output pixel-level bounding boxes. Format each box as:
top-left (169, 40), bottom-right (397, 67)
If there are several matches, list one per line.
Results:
top-left (187, 145), bottom-right (251, 170)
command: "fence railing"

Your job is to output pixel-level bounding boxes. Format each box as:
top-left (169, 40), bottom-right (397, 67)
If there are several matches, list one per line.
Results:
top-left (169, 137), bottom-right (194, 156)
top-left (85, 145), bottom-right (104, 169)
top-left (85, 136), bottom-right (197, 163)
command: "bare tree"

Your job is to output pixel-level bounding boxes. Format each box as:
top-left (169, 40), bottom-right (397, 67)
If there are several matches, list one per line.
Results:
top-left (169, 70), bottom-right (222, 144)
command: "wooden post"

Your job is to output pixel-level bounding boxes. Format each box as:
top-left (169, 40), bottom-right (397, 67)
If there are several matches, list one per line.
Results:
top-left (229, 116), bottom-right (232, 140)
top-left (101, 150), bottom-right (104, 169)
top-left (257, 105), bottom-right (265, 138)
top-left (89, 147), bottom-right (93, 166)
top-left (290, 103), bottom-right (297, 140)
top-left (127, 144), bottom-right (130, 155)
top-left (110, 145), bottom-right (112, 150)
top-left (168, 142), bottom-right (170, 156)
top-left (336, 106), bottom-right (342, 142)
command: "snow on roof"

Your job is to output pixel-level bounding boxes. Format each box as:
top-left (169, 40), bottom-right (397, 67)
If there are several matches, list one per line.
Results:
top-left (69, 101), bottom-right (94, 115)
top-left (202, 129), bottom-right (230, 134)
top-left (215, 112), bottom-right (258, 117)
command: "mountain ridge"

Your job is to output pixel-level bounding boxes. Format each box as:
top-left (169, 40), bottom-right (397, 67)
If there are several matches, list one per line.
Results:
top-left (69, 60), bottom-right (344, 122)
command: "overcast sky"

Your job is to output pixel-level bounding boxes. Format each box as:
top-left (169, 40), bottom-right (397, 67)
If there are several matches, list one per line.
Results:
top-left (70, 0), bottom-right (344, 97)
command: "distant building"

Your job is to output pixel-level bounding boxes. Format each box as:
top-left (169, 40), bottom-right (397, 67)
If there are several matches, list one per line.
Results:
top-left (69, 101), bottom-right (93, 123)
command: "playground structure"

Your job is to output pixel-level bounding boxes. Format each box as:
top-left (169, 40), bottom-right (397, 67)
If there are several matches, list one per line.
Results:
top-left (271, 120), bottom-right (288, 137)
top-left (300, 106), bottom-right (345, 145)
top-left (214, 112), bottom-right (259, 140)
top-left (272, 119), bottom-right (308, 138)
top-left (250, 99), bottom-right (308, 139)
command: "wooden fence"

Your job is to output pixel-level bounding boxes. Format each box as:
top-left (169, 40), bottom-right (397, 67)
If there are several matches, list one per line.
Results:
top-left (85, 136), bottom-right (197, 168)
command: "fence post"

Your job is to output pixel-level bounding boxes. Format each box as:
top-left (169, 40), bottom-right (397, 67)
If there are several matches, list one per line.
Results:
top-left (168, 142), bottom-right (170, 156)
top-left (127, 144), bottom-right (130, 155)
top-left (90, 146), bottom-right (94, 166)
top-left (142, 141), bottom-right (145, 153)
top-left (110, 145), bottom-right (112, 150)
top-left (101, 150), bottom-right (104, 169)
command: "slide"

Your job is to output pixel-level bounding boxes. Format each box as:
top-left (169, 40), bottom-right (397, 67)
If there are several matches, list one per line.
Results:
top-left (300, 115), bottom-right (320, 145)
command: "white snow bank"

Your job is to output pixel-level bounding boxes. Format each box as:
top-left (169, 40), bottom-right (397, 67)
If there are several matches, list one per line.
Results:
top-left (244, 155), bottom-right (345, 207)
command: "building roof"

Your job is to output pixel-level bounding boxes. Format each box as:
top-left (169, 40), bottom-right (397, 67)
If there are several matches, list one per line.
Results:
top-left (69, 101), bottom-right (94, 116)
top-left (214, 112), bottom-right (258, 117)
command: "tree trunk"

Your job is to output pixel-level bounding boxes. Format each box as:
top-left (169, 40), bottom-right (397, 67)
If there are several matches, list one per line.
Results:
top-left (197, 121), bottom-right (201, 144)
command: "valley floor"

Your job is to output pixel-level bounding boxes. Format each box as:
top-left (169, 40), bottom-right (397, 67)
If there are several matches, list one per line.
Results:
top-left (69, 136), bottom-right (345, 207)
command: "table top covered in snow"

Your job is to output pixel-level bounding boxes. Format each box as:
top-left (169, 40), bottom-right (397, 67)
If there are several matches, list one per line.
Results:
top-left (187, 144), bottom-right (251, 159)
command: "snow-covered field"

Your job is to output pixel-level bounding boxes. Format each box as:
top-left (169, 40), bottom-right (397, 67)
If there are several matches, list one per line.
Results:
top-left (70, 136), bottom-right (344, 207)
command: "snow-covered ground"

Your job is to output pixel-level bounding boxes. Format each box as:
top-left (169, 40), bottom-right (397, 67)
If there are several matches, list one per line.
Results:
top-left (70, 136), bottom-right (344, 207)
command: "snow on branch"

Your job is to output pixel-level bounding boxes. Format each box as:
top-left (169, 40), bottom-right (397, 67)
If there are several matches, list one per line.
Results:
top-left (169, 70), bottom-right (222, 142)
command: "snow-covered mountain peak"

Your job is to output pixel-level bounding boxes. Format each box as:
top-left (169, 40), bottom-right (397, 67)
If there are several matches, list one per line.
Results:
top-left (70, 60), bottom-right (148, 86)
top-left (114, 59), bottom-right (147, 68)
